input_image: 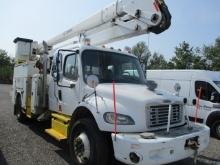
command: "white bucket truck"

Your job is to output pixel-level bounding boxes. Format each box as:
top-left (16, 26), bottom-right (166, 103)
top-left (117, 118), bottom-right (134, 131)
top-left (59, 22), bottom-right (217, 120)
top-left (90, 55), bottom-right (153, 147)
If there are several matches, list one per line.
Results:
top-left (147, 69), bottom-right (220, 139)
top-left (12, 0), bottom-right (210, 165)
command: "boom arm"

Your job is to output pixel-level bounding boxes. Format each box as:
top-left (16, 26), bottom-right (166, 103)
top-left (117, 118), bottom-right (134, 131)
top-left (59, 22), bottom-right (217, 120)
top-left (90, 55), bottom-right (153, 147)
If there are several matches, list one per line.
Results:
top-left (46, 0), bottom-right (171, 48)
top-left (16, 0), bottom-right (171, 111)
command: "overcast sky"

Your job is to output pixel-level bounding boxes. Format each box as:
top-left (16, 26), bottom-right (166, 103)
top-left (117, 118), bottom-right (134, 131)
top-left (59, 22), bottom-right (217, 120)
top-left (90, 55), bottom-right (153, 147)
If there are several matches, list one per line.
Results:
top-left (0, 0), bottom-right (220, 59)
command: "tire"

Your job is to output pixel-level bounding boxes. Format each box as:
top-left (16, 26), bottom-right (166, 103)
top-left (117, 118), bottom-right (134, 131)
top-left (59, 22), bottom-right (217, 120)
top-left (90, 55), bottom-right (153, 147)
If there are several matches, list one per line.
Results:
top-left (212, 120), bottom-right (220, 140)
top-left (69, 118), bottom-right (110, 165)
top-left (15, 95), bottom-right (26, 122)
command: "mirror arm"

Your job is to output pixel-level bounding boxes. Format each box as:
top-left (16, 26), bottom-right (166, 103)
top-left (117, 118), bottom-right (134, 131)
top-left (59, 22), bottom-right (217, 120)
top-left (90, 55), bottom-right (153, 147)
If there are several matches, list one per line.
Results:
top-left (82, 91), bottom-right (95, 102)
top-left (82, 91), bottom-right (104, 102)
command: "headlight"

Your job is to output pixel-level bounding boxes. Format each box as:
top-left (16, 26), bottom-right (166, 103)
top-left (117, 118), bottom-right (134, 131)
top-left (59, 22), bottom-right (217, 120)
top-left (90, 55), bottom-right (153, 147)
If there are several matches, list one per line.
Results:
top-left (103, 112), bottom-right (135, 125)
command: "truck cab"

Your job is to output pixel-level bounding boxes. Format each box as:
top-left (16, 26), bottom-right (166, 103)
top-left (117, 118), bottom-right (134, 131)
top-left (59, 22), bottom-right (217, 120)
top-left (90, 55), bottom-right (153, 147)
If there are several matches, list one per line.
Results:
top-left (48, 46), bottom-right (187, 132)
top-left (43, 47), bottom-right (209, 165)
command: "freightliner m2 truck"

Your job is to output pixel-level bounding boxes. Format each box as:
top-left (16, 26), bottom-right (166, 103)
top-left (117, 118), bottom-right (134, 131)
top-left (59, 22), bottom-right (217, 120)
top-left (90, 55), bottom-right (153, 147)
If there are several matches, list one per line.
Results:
top-left (12, 0), bottom-right (210, 164)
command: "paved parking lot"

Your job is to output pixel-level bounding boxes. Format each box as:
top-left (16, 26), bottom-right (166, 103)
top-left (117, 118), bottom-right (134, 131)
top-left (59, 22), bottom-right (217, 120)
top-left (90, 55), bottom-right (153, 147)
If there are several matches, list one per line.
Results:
top-left (0, 84), bottom-right (220, 165)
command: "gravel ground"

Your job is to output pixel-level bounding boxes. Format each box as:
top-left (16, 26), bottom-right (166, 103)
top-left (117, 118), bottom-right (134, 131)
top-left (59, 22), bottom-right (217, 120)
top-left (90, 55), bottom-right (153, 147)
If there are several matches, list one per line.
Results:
top-left (0, 84), bottom-right (220, 165)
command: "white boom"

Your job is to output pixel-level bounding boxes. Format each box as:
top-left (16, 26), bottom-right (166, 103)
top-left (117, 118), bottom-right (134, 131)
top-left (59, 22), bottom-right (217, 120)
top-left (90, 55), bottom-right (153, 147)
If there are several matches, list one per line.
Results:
top-left (45, 0), bottom-right (171, 48)
top-left (37, 0), bottom-right (171, 108)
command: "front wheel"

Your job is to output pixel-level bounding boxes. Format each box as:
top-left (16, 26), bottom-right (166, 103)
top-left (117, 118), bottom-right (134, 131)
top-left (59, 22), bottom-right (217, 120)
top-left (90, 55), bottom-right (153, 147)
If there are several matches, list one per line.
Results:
top-left (212, 120), bottom-right (220, 140)
top-left (69, 118), bottom-right (110, 165)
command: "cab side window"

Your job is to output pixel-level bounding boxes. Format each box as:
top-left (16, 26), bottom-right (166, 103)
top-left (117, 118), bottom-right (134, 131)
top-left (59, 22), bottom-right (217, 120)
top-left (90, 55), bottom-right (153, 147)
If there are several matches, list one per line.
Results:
top-left (63, 54), bottom-right (78, 81)
top-left (195, 81), bottom-right (220, 103)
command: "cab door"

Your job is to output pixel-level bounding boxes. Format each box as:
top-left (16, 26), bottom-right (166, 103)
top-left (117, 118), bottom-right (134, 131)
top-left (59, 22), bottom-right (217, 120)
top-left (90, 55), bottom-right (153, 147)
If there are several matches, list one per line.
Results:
top-left (48, 54), bottom-right (61, 112)
top-left (188, 80), bottom-right (219, 123)
top-left (58, 52), bottom-right (80, 115)
top-left (48, 50), bottom-right (80, 115)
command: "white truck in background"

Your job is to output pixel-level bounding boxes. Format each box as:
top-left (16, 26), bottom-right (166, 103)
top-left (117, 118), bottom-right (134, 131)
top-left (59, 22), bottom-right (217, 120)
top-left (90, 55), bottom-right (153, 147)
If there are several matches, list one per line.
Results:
top-left (12, 0), bottom-right (210, 165)
top-left (147, 70), bottom-right (220, 139)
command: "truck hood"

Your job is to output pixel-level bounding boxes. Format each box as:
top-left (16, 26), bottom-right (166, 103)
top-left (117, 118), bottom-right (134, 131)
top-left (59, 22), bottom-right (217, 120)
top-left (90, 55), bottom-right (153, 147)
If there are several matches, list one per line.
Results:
top-left (96, 83), bottom-right (182, 105)
top-left (83, 83), bottom-right (185, 133)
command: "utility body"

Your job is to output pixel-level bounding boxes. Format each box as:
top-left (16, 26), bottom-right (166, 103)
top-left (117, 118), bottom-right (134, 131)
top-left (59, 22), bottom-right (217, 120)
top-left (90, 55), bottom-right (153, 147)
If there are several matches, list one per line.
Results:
top-left (12, 0), bottom-right (209, 165)
top-left (147, 69), bottom-right (220, 139)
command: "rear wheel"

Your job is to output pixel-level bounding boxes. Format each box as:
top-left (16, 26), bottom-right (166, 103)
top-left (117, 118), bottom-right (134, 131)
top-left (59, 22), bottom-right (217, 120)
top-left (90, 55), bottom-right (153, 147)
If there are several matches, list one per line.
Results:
top-left (15, 95), bottom-right (26, 122)
top-left (69, 118), bottom-right (110, 165)
top-left (212, 120), bottom-right (220, 140)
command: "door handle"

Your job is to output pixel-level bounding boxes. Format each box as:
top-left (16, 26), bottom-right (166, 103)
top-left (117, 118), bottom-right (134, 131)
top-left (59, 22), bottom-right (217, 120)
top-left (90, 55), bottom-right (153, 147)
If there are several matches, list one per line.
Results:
top-left (70, 83), bottom-right (75, 88)
top-left (58, 90), bottom-right (62, 101)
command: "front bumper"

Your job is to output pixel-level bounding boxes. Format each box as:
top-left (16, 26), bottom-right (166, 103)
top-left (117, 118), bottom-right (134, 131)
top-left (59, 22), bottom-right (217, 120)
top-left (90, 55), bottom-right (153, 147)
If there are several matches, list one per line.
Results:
top-left (112, 124), bottom-right (210, 165)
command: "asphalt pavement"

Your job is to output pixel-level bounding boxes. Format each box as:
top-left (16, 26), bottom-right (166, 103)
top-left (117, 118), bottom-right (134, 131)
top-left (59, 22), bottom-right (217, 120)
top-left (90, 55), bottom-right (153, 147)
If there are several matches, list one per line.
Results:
top-left (0, 84), bottom-right (219, 165)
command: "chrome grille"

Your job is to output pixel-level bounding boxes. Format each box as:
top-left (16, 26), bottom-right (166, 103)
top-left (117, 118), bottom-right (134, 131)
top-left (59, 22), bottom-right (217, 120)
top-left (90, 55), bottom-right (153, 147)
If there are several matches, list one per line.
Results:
top-left (148, 104), bottom-right (183, 128)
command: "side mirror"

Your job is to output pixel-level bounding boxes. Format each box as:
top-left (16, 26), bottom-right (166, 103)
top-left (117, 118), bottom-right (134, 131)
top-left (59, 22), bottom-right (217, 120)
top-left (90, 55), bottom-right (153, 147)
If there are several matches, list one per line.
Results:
top-left (55, 52), bottom-right (63, 83)
top-left (210, 92), bottom-right (218, 102)
top-left (87, 75), bottom-right (99, 89)
top-left (146, 80), bottom-right (157, 91)
top-left (52, 71), bottom-right (57, 81)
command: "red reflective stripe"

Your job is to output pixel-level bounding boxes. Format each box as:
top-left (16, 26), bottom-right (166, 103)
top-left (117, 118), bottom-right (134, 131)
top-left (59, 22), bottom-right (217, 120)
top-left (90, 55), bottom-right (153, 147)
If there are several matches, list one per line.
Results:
top-left (195, 87), bottom-right (202, 123)
top-left (112, 81), bottom-right (117, 135)
top-left (154, 1), bottom-right (160, 12)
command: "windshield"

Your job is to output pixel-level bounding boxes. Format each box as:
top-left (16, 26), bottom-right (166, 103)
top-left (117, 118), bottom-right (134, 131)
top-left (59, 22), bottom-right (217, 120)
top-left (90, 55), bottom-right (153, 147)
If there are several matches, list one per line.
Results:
top-left (82, 50), bottom-right (146, 84)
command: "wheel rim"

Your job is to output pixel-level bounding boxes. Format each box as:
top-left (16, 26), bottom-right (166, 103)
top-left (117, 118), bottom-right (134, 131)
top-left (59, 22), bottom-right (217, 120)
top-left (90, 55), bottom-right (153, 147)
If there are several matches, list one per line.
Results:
top-left (73, 132), bottom-right (90, 164)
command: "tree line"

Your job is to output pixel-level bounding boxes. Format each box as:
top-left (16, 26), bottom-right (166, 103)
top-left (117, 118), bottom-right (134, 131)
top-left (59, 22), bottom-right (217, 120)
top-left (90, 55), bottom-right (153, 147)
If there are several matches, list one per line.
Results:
top-left (132, 37), bottom-right (220, 71)
top-left (0, 50), bottom-right (14, 84)
top-left (0, 36), bottom-right (219, 84)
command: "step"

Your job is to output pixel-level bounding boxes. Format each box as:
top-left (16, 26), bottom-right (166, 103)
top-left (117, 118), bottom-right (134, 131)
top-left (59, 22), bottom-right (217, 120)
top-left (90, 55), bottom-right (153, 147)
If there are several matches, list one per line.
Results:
top-left (45, 129), bottom-right (67, 141)
top-left (45, 113), bottom-right (70, 141)
top-left (26, 114), bottom-right (32, 119)
top-left (52, 113), bottom-right (71, 123)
